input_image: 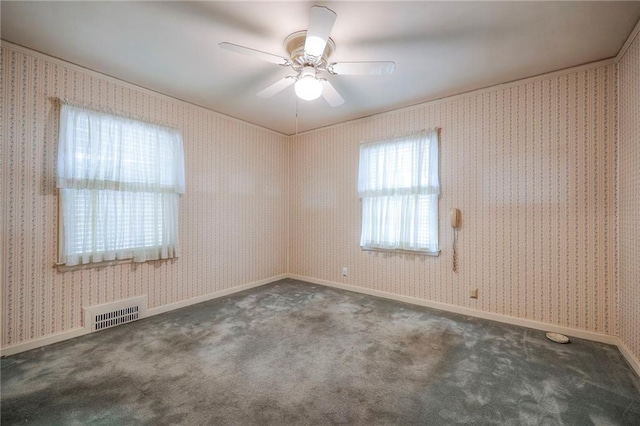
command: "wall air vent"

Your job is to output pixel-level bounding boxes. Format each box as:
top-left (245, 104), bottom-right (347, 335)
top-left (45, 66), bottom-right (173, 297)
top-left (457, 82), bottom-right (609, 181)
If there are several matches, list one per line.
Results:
top-left (83, 296), bottom-right (148, 332)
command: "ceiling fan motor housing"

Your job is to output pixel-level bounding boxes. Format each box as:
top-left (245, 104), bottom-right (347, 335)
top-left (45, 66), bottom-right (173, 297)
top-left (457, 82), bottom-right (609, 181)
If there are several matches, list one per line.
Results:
top-left (284, 31), bottom-right (335, 71)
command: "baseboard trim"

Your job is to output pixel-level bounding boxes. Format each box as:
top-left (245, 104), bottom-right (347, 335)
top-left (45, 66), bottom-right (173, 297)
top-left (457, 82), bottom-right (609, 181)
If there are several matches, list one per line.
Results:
top-left (616, 338), bottom-right (640, 379)
top-left (288, 274), bottom-right (619, 346)
top-left (4, 273), bottom-right (637, 377)
top-left (1, 327), bottom-right (89, 357)
top-left (147, 274), bottom-right (288, 316)
top-left (1, 274), bottom-right (287, 357)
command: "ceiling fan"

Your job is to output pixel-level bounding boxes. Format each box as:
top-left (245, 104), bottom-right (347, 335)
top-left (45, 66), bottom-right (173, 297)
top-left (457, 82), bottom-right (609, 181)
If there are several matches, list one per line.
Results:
top-left (219, 5), bottom-right (395, 107)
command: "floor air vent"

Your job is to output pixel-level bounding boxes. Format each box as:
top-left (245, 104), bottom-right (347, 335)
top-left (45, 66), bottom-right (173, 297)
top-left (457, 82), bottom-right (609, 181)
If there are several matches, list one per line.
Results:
top-left (83, 296), bottom-right (148, 332)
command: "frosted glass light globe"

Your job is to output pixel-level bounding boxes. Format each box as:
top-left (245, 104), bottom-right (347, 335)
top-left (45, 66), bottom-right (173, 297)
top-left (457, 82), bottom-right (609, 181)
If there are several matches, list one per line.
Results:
top-left (295, 66), bottom-right (323, 101)
top-left (295, 76), bottom-right (322, 101)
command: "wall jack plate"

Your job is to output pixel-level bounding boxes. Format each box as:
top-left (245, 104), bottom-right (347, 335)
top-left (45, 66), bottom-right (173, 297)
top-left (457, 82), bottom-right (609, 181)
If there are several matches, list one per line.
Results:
top-left (342, 267), bottom-right (349, 277)
top-left (470, 288), bottom-right (478, 299)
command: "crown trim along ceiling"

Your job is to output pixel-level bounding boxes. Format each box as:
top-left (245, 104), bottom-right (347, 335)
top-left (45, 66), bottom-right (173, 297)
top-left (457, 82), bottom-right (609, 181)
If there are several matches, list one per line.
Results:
top-left (3, 1), bottom-right (640, 135)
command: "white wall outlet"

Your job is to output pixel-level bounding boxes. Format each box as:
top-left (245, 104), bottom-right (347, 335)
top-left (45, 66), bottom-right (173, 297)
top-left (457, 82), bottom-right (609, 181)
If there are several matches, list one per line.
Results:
top-left (342, 267), bottom-right (349, 277)
top-left (470, 288), bottom-right (478, 299)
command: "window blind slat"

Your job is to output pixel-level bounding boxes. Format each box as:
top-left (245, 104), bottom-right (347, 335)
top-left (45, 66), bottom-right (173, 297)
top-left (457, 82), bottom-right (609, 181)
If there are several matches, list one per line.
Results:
top-left (57, 105), bottom-right (185, 266)
top-left (358, 129), bottom-right (440, 253)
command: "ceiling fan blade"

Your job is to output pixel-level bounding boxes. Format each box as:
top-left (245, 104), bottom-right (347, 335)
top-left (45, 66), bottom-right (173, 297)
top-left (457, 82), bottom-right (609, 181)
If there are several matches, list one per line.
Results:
top-left (329, 61), bottom-right (396, 76)
top-left (321, 80), bottom-right (344, 107)
top-left (304, 6), bottom-right (337, 57)
top-left (256, 76), bottom-right (296, 98)
top-left (219, 42), bottom-right (290, 66)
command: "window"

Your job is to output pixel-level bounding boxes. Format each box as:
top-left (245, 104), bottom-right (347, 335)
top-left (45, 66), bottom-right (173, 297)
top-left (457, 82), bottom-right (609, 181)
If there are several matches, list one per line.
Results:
top-left (357, 129), bottom-right (440, 254)
top-left (57, 104), bottom-right (185, 266)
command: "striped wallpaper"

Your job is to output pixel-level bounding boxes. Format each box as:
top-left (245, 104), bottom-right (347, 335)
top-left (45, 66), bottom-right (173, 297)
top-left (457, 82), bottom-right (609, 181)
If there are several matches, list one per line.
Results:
top-left (2, 40), bottom-right (638, 366)
top-left (619, 31), bottom-right (640, 366)
top-left (290, 62), bottom-right (618, 336)
top-left (1, 44), bottom-right (289, 349)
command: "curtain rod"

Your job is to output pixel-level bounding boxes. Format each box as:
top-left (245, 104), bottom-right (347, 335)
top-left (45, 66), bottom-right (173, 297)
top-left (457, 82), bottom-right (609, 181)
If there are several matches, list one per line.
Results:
top-left (54, 97), bottom-right (182, 132)
top-left (358, 127), bottom-right (440, 145)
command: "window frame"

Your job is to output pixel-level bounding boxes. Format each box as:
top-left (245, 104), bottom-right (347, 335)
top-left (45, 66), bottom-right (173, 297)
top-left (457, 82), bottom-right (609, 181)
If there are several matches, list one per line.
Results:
top-left (56, 104), bottom-right (185, 269)
top-left (357, 129), bottom-right (441, 255)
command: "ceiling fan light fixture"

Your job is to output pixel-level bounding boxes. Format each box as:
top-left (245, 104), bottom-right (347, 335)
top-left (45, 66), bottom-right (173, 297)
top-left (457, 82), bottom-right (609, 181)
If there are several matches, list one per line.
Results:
top-left (220, 5), bottom-right (394, 106)
top-left (295, 66), bottom-right (323, 101)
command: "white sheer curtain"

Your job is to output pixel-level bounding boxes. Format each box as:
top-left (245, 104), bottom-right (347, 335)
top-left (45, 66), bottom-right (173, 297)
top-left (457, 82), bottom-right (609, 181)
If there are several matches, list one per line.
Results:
top-left (57, 104), bottom-right (185, 266)
top-left (358, 129), bottom-right (440, 253)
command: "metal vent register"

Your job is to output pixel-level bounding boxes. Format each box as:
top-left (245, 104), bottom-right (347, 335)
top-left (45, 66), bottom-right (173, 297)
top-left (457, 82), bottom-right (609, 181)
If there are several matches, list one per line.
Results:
top-left (83, 296), bottom-right (148, 332)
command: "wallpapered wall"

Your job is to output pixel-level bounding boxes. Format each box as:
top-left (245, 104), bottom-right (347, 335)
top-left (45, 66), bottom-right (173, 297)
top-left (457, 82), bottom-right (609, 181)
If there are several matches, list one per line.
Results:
top-left (2, 41), bottom-right (635, 361)
top-left (619, 33), bottom-right (640, 365)
top-left (290, 63), bottom-right (618, 336)
top-left (1, 44), bottom-right (289, 348)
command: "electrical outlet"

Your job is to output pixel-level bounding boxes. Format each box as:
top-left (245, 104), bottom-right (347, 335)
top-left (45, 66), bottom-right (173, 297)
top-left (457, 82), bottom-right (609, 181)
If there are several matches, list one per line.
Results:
top-left (470, 288), bottom-right (478, 299)
top-left (342, 267), bottom-right (349, 277)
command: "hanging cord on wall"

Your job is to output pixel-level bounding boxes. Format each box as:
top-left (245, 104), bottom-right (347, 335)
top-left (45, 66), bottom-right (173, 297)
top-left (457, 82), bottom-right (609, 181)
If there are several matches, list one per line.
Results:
top-left (452, 227), bottom-right (458, 273)
top-left (295, 98), bottom-right (299, 135)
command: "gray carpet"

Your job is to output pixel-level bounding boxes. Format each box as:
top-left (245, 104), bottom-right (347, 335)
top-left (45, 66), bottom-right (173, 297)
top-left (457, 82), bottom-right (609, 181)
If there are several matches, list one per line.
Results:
top-left (2, 278), bottom-right (640, 425)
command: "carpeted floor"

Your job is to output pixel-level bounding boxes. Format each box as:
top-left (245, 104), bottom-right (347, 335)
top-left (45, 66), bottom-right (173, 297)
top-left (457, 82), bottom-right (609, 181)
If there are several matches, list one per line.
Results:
top-left (2, 278), bottom-right (640, 425)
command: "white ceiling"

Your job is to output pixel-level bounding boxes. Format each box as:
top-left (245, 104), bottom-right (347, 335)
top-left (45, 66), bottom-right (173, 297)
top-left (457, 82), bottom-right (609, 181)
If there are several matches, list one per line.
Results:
top-left (3, 1), bottom-right (640, 135)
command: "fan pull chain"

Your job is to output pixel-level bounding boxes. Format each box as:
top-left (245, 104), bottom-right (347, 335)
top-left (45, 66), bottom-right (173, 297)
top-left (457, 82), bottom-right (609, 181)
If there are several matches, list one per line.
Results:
top-left (295, 98), bottom-right (299, 135)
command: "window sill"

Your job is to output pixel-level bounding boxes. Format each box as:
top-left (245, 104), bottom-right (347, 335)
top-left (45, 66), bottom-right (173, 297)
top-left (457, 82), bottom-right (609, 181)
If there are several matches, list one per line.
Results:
top-left (55, 256), bottom-right (176, 272)
top-left (55, 258), bottom-right (135, 272)
top-left (360, 247), bottom-right (440, 257)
